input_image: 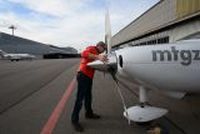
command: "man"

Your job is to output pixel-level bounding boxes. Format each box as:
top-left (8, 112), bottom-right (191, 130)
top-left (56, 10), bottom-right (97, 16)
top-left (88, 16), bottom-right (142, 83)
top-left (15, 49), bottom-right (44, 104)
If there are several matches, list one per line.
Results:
top-left (71, 41), bottom-right (107, 132)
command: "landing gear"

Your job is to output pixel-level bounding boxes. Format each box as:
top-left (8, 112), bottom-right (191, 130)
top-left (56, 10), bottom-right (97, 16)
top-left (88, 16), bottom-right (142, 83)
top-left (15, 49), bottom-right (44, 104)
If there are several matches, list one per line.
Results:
top-left (124, 86), bottom-right (168, 122)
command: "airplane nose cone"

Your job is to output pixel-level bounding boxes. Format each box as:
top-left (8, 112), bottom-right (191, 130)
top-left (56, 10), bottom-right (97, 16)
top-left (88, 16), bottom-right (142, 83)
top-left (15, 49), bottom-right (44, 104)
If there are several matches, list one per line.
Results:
top-left (87, 53), bottom-right (117, 73)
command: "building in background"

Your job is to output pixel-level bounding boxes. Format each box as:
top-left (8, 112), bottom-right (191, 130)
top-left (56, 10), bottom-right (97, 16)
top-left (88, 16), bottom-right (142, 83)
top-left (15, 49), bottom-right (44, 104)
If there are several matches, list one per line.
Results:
top-left (0, 32), bottom-right (78, 59)
top-left (111, 0), bottom-right (200, 49)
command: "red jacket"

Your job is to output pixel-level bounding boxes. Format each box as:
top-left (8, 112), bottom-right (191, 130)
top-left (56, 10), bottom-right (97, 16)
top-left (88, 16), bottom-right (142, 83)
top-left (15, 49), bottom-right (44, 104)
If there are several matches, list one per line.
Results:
top-left (78, 46), bottom-right (99, 79)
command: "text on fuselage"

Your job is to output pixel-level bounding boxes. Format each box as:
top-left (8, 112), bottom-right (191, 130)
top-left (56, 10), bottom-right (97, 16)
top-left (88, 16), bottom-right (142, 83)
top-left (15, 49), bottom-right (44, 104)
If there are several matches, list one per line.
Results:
top-left (152, 46), bottom-right (200, 66)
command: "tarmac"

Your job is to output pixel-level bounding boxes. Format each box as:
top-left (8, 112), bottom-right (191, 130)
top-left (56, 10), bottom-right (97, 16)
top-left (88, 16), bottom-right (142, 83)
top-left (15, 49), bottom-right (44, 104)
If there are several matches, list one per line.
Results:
top-left (0, 59), bottom-right (200, 134)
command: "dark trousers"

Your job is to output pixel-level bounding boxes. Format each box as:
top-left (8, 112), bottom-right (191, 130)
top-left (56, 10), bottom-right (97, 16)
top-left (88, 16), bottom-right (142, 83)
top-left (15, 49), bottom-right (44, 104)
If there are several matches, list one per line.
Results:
top-left (71, 72), bottom-right (93, 123)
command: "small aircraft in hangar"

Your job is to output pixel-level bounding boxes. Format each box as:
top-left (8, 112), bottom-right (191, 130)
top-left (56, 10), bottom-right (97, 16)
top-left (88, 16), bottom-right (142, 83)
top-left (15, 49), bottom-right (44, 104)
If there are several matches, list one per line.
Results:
top-left (88, 11), bottom-right (200, 123)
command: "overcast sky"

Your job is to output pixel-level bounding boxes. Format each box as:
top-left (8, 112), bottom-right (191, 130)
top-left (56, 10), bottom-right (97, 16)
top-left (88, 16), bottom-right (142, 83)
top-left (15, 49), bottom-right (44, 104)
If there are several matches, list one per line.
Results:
top-left (0, 0), bottom-right (159, 51)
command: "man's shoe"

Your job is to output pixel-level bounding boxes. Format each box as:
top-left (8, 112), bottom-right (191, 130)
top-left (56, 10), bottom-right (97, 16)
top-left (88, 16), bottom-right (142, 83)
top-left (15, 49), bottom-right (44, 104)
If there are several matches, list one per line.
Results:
top-left (72, 122), bottom-right (84, 132)
top-left (85, 113), bottom-right (101, 119)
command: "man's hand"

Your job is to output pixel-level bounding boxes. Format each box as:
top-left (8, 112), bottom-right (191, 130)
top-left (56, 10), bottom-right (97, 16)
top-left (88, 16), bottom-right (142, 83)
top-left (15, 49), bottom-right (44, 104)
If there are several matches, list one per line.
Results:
top-left (97, 55), bottom-right (108, 63)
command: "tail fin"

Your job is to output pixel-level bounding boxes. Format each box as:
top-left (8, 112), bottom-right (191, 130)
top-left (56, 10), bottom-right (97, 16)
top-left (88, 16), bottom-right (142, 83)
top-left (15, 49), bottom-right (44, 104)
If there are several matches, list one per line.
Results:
top-left (105, 9), bottom-right (112, 54)
top-left (0, 49), bottom-right (6, 58)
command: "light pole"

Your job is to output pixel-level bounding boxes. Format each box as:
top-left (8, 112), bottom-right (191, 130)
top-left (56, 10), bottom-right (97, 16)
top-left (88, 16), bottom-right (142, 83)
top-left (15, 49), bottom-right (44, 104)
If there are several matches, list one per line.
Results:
top-left (8, 25), bottom-right (17, 36)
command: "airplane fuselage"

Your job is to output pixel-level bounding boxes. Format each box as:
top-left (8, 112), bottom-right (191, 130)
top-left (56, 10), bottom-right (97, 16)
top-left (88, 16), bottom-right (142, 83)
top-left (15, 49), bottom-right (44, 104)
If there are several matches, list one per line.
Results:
top-left (115, 39), bottom-right (200, 92)
top-left (2, 53), bottom-right (35, 61)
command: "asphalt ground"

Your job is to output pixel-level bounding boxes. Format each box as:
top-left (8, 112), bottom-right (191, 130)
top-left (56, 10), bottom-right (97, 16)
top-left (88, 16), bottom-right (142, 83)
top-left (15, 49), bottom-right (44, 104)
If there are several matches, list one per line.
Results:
top-left (0, 59), bottom-right (200, 134)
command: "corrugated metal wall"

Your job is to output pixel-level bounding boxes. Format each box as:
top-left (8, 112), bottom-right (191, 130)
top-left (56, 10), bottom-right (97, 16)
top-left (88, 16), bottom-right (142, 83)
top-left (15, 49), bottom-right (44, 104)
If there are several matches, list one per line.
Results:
top-left (176, 0), bottom-right (200, 19)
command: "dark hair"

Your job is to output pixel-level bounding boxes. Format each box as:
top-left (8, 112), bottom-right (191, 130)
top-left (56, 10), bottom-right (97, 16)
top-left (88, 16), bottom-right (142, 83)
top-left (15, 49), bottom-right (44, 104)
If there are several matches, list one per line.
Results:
top-left (96, 41), bottom-right (106, 49)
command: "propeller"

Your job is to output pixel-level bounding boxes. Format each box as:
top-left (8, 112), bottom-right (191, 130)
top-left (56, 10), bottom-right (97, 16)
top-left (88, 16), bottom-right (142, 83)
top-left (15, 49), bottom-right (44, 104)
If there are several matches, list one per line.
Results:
top-left (105, 9), bottom-right (112, 54)
top-left (101, 9), bottom-right (113, 77)
top-left (88, 9), bottom-right (131, 123)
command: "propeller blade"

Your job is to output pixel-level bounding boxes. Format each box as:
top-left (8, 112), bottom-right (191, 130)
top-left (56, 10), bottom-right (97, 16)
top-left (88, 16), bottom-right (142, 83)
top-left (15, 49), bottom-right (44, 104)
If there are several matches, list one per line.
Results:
top-left (105, 9), bottom-right (112, 54)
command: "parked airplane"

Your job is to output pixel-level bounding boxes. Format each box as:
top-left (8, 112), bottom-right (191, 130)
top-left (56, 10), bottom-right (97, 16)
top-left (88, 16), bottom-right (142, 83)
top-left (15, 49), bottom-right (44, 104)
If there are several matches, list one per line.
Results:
top-left (88, 11), bottom-right (200, 123)
top-left (0, 49), bottom-right (36, 61)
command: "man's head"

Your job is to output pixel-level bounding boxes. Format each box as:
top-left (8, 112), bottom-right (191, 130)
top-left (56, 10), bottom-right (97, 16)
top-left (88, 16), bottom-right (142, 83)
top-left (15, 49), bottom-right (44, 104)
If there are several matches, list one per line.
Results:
top-left (96, 41), bottom-right (107, 53)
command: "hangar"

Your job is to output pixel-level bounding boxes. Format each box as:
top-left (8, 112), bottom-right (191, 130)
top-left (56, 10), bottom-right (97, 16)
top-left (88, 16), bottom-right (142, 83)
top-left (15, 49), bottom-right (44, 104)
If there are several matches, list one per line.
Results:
top-left (0, 32), bottom-right (78, 58)
top-left (111, 0), bottom-right (200, 48)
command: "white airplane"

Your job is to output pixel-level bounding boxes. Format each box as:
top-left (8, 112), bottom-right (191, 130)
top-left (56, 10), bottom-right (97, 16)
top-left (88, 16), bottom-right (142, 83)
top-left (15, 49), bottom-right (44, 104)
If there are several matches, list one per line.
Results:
top-left (0, 49), bottom-right (36, 61)
top-left (88, 10), bottom-right (200, 123)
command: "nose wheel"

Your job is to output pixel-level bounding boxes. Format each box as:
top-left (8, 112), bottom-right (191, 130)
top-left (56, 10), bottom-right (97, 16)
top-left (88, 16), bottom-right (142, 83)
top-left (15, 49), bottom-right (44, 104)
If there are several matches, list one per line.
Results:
top-left (124, 86), bottom-right (168, 122)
